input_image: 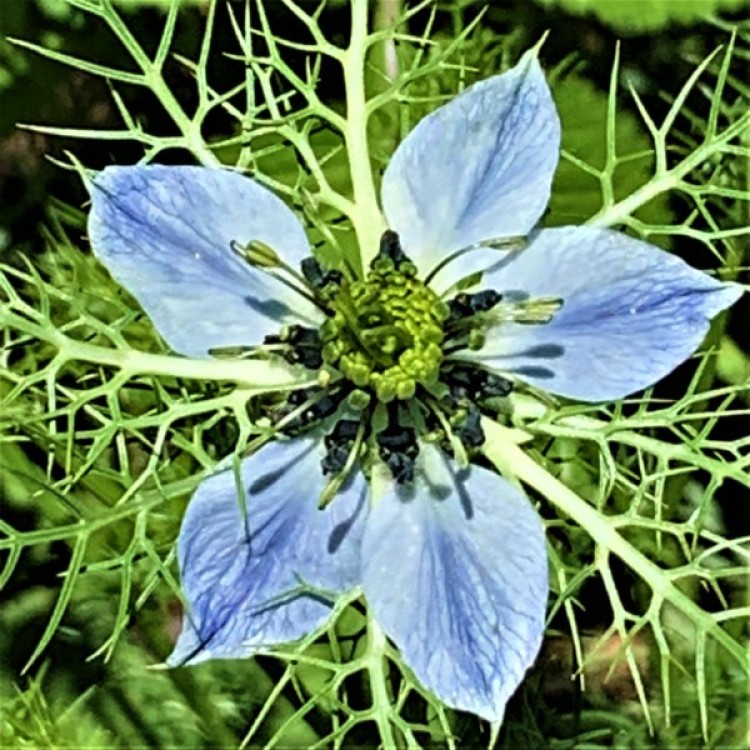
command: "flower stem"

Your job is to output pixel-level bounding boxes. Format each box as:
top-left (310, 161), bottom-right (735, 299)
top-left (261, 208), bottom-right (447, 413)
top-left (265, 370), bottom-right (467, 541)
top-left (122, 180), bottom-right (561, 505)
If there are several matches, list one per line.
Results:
top-left (482, 418), bottom-right (746, 666)
top-left (344, 0), bottom-right (387, 274)
top-left (0, 303), bottom-right (312, 388)
top-left (365, 610), bottom-right (398, 748)
top-left (60, 338), bottom-right (311, 388)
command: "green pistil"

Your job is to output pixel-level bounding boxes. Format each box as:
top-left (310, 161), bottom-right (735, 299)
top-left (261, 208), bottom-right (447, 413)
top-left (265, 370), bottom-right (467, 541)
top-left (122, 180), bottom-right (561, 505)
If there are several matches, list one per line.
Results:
top-left (321, 253), bottom-right (449, 403)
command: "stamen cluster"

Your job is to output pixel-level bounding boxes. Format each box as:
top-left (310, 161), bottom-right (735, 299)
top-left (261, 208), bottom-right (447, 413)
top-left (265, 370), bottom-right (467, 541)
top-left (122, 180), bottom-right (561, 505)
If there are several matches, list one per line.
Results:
top-left (320, 232), bottom-right (449, 403)
top-left (259, 230), bottom-right (520, 486)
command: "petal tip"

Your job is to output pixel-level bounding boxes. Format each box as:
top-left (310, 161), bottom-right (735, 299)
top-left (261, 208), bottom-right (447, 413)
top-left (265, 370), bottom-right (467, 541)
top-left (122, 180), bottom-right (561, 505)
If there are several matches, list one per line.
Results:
top-left (363, 451), bottom-right (548, 723)
top-left (521, 32), bottom-right (550, 65)
top-left (714, 280), bottom-right (744, 313)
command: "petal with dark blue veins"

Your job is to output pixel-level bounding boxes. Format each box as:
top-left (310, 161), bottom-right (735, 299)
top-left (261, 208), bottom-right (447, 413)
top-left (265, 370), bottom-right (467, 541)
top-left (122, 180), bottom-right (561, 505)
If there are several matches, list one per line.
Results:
top-left (168, 437), bottom-right (367, 666)
top-left (381, 48), bottom-right (560, 291)
top-left (470, 226), bottom-right (743, 402)
top-left (88, 165), bottom-right (323, 357)
top-left (362, 445), bottom-right (548, 722)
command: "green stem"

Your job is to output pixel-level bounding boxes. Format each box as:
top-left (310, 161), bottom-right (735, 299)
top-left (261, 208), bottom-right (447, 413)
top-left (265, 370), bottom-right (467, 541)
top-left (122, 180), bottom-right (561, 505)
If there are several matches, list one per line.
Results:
top-left (365, 612), bottom-right (399, 748)
top-left (481, 418), bottom-right (746, 666)
top-left (0, 306), bottom-right (311, 387)
top-left (101, 0), bottom-right (219, 166)
top-left (344, 0), bottom-right (387, 274)
top-left (58, 337), bottom-right (312, 388)
top-left (588, 110), bottom-right (750, 228)
top-left (512, 398), bottom-right (750, 490)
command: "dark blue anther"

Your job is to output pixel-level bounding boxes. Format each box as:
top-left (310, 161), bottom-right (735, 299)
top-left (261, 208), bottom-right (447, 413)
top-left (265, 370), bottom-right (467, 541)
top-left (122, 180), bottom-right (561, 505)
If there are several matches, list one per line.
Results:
top-left (377, 423), bottom-right (419, 483)
top-left (265, 325), bottom-right (323, 369)
top-left (372, 230), bottom-right (410, 270)
top-left (483, 372), bottom-right (515, 397)
top-left (321, 419), bottom-right (361, 475)
top-left (454, 403), bottom-right (485, 448)
top-left (448, 290), bottom-right (503, 321)
top-left (444, 363), bottom-right (513, 401)
top-left (301, 257), bottom-right (342, 291)
top-left (280, 387), bottom-right (344, 432)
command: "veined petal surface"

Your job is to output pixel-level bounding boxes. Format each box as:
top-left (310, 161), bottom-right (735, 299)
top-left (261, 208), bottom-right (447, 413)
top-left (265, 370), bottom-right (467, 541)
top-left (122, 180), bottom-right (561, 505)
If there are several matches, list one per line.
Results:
top-left (88, 165), bottom-right (323, 357)
top-left (168, 437), bottom-right (367, 666)
top-left (381, 49), bottom-right (560, 291)
top-left (470, 226), bottom-right (743, 402)
top-left (362, 445), bottom-right (547, 722)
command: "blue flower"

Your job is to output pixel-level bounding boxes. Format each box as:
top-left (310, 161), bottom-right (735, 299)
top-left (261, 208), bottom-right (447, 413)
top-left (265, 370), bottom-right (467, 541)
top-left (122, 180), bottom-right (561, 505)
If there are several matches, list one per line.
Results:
top-left (87, 48), bottom-right (741, 723)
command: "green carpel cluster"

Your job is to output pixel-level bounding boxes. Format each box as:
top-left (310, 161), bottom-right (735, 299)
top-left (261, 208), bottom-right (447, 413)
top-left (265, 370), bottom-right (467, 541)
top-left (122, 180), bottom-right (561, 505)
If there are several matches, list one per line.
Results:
top-left (321, 254), bottom-right (449, 403)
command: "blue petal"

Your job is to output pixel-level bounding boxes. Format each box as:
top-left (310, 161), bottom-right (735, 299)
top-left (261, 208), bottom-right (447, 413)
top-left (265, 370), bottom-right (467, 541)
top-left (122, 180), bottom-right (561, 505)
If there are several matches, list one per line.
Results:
top-left (469, 226), bottom-right (743, 402)
top-left (168, 437), bottom-right (367, 665)
top-left (362, 445), bottom-right (547, 722)
top-left (88, 165), bottom-right (323, 357)
top-left (381, 48), bottom-right (560, 291)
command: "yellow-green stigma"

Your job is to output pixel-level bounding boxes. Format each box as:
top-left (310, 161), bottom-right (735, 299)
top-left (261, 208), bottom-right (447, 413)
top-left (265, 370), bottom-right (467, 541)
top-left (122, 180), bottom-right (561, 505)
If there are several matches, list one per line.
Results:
top-left (320, 231), bottom-right (449, 403)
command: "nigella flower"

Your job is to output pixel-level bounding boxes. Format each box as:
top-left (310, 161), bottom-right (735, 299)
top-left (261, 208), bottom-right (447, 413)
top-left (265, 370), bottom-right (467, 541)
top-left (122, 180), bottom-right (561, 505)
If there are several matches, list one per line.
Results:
top-left (87, 49), bottom-right (741, 722)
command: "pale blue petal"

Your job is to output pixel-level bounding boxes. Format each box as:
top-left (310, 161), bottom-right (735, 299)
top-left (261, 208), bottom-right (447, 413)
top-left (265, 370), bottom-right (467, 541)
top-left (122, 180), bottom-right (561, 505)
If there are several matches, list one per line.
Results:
top-left (88, 165), bottom-right (323, 357)
top-left (381, 48), bottom-right (560, 291)
top-left (168, 437), bottom-right (367, 665)
top-left (469, 226), bottom-right (743, 402)
top-left (362, 445), bottom-right (547, 722)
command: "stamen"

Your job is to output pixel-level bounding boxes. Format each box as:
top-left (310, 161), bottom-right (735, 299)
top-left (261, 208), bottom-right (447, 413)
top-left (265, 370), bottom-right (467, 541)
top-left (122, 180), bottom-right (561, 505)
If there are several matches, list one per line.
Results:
top-left (207, 344), bottom-right (262, 359)
top-left (444, 293), bottom-right (563, 356)
top-left (377, 413), bottom-right (419, 484)
top-left (453, 403), bottom-right (485, 449)
top-left (241, 386), bottom-right (343, 458)
top-left (264, 325), bottom-right (323, 369)
top-left (442, 363), bottom-right (514, 401)
top-left (275, 386), bottom-right (346, 433)
top-left (423, 395), bottom-right (468, 468)
top-left (319, 418), bottom-right (367, 508)
top-left (423, 235), bottom-right (527, 287)
top-left (321, 419), bottom-right (362, 476)
top-left (300, 257), bottom-right (343, 294)
top-left (447, 290), bottom-right (503, 322)
top-left (490, 296), bottom-right (564, 325)
top-left (230, 239), bottom-right (328, 310)
top-left (346, 389), bottom-right (372, 412)
top-left (233, 238), bottom-right (281, 268)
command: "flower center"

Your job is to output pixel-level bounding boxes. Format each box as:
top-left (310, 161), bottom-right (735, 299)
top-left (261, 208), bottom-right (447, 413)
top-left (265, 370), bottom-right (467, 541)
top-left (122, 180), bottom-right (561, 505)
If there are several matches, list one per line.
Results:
top-left (319, 231), bottom-right (450, 403)
top-left (244, 229), bottom-right (562, 488)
